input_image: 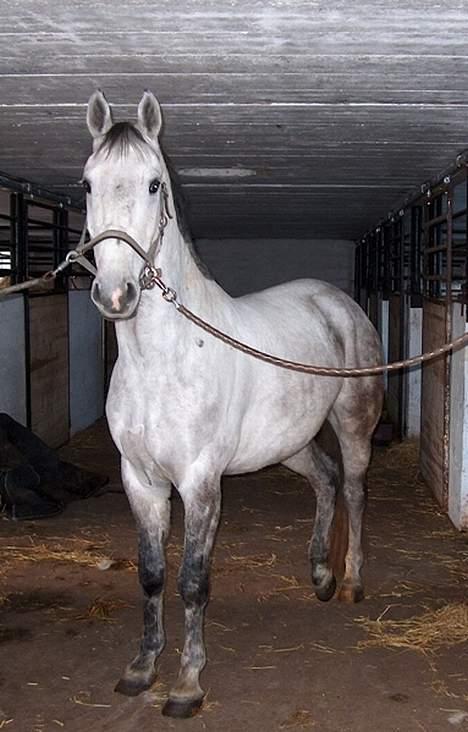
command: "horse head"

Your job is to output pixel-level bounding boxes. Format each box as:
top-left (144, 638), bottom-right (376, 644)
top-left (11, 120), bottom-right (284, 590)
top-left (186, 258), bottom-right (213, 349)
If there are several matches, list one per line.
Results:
top-left (83, 90), bottom-right (168, 319)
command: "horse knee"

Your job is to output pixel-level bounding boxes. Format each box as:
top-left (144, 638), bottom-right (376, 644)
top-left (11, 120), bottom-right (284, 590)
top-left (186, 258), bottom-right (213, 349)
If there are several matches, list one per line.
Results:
top-left (138, 533), bottom-right (165, 597)
top-left (140, 564), bottom-right (165, 598)
top-left (178, 562), bottom-right (210, 607)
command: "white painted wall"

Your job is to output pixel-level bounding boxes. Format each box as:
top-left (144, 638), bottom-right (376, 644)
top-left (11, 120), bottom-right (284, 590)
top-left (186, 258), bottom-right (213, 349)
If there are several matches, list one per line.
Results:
top-left (196, 239), bottom-right (354, 297)
top-left (449, 304), bottom-right (468, 530)
top-left (380, 299), bottom-right (389, 390)
top-left (405, 307), bottom-right (422, 438)
top-left (0, 294), bottom-right (27, 424)
top-left (68, 290), bottom-right (104, 435)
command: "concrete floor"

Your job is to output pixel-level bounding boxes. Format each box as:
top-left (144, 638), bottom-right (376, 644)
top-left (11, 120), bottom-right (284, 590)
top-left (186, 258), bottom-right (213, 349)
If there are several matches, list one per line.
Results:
top-left (0, 421), bottom-right (467, 732)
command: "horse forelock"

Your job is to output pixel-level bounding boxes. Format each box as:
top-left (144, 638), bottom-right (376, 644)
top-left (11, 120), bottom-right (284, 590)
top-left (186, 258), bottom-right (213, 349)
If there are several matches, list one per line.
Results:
top-left (97, 121), bottom-right (148, 160)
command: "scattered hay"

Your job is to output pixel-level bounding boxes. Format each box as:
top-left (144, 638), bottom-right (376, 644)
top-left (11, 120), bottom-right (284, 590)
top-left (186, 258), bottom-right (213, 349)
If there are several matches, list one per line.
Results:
top-left (378, 580), bottom-right (427, 600)
top-left (0, 539), bottom-right (109, 568)
top-left (220, 552), bottom-right (278, 573)
top-left (394, 548), bottom-right (468, 582)
top-left (309, 641), bottom-right (343, 655)
top-left (0, 537), bottom-right (137, 572)
top-left (355, 603), bottom-right (468, 654)
top-left (381, 439), bottom-right (420, 468)
top-left (279, 709), bottom-right (316, 729)
top-left (77, 596), bottom-right (129, 622)
top-left (70, 691), bottom-right (111, 708)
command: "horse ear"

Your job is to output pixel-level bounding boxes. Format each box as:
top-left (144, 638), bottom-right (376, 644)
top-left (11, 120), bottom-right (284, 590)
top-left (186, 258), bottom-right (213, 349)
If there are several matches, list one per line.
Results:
top-left (137, 90), bottom-right (162, 140)
top-left (87, 89), bottom-right (113, 138)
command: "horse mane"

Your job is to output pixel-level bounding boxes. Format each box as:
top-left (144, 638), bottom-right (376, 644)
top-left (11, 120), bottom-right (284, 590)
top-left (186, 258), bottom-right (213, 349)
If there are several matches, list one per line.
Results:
top-left (98, 122), bottom-right (213, 280)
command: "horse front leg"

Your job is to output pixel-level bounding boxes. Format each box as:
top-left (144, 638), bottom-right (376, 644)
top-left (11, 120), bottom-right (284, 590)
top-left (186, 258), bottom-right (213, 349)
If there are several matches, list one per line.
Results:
top-left (162, 477), bottom-right (221, 718)
top-left (115, 459), bottom-right (171, 696)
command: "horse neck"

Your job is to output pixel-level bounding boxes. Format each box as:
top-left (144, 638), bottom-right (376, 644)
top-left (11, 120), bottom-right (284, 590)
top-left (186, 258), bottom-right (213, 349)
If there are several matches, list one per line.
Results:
top-left (114, 216), bottom-right (231, 361)
top-left (156, 217), bottom-right (208, 302)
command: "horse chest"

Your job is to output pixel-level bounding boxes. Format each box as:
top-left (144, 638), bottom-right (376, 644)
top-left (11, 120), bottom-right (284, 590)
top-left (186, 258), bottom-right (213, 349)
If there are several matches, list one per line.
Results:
top-left (106, 357), bottom-right (228, 473)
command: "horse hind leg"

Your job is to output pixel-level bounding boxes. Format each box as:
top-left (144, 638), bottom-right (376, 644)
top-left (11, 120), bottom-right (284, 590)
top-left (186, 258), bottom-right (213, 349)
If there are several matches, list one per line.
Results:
top-left (282, 441), bottom-right (339, 602)
top-left (331, 378), bottom-right (383, 603)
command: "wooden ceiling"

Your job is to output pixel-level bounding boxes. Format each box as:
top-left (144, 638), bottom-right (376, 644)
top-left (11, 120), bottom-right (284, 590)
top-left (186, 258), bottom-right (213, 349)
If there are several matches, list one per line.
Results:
top-left (1, 0), bottom-right (468, 239)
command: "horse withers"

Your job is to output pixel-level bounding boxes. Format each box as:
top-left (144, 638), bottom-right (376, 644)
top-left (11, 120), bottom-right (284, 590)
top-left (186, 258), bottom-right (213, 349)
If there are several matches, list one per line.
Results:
top-left (82, 89), bottom-right (384, 718)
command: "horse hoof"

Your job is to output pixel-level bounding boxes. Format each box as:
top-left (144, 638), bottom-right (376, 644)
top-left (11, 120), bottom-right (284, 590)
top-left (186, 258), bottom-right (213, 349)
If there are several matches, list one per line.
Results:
top-left (338, 584), bottom-right (364, 603)
top-left (114, 672), bottom-right (157, 697)
top-left (315, 574), bottom-right (336, 602)
top-left (162, 696), bottom-right (204, 718)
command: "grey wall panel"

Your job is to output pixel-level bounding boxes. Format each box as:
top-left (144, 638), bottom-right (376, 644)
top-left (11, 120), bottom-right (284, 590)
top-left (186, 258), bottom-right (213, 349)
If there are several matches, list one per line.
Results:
top-left (0, 295), bottom-right (26, 424)
top-left (68, 291), bottom-right (104, 435)
top-left (196, 239), bottom-right (354, 297)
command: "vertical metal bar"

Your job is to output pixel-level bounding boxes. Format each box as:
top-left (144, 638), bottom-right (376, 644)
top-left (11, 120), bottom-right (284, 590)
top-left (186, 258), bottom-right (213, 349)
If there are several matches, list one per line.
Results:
top-left (442, 184), bottom-right (453, 506)
top-left (15, 193), bottom-right (27, 282)
top-left (23, 291), bottom-right (32, 429)
top-left (9, 193), bottom-right (17, 283)
top-left (398, 217), bottom-right (406, 438)
top-left (52, 206), bottom-right (60, 270)
top-left (354, 243), bottom-right (361, 303)
top-left (465, 166), bottom-right (468, 319)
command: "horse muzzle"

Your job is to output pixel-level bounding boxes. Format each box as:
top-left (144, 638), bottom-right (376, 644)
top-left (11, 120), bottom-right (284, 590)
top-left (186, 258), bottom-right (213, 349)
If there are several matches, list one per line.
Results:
top-left (91, 278), bottom-right (140, 320)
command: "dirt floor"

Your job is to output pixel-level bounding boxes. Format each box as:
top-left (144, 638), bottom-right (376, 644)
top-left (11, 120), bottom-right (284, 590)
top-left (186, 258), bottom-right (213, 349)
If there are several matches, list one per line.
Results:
top-left (0, 421), bottom-right (467, 732)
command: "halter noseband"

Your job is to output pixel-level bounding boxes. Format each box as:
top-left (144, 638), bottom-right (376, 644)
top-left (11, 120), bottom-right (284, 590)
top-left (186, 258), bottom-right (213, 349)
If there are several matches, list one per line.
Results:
top-left (65, 181), bottom-right (173, 292)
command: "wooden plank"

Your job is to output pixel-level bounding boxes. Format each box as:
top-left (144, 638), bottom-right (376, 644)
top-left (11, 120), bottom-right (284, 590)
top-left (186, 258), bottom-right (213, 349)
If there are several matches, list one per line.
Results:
top-left (2, 52), bottom-right (468, 77)
top-left (420, 299), bottom-right (448, 509)
top-left (29, 293), bottom-right (69, 448)
top-left (3, 72), bottom-right (468, 106)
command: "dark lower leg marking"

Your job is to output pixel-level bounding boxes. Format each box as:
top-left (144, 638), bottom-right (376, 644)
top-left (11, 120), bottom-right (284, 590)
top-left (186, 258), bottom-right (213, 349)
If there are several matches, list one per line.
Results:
top-left (164, 490), bottom-right (221, 718)
top-left (284, 444), bottom-right (339, 602)
top-left (336, 435), bottom-right (371, 604)
top-left (116, 529), bottom-right (166, 696)
top-left (337, 485), bottom-right (366, 603)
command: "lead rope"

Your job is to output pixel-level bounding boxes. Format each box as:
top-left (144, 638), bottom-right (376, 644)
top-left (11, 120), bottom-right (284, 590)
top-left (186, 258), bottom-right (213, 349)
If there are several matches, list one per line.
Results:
top-left (1, 211), bottom-right (468, 377)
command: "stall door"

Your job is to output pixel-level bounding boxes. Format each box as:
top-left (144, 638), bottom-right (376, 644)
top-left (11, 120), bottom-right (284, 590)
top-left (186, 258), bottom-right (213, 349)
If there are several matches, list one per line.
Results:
top-left (28, 293), bottom-right (69, 447)
top-left (420, 299), bottom-right (449, 509)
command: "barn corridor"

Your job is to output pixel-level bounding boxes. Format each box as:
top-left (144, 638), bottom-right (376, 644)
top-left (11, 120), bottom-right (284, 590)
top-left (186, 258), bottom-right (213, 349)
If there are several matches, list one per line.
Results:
top-left (0, 421), bottom-right (466, 732)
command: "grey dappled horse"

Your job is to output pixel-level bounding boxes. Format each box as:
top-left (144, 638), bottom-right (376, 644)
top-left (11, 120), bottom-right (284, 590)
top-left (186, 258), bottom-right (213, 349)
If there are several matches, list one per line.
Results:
top-left (83, 90), bottom-right (384, 718)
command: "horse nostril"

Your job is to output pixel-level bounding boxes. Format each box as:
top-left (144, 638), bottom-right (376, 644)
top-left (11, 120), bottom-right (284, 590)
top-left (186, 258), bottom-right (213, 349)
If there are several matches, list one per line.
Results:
top-left (91, 281), bottom-right (101, 304)
top-left (126, 281), bottom-right (137, 303)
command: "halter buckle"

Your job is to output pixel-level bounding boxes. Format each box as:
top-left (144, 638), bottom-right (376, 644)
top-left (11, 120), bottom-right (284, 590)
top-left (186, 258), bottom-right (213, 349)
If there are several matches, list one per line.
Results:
top-left (140, 264), bottom-right (162, 290)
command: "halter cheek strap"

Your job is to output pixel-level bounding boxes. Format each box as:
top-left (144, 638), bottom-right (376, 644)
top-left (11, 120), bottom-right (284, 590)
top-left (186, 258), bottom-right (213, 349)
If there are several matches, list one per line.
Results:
top-left (66, 181), bottom-right (173, 290)
top-left (145, 181), bottom-right (173, 264)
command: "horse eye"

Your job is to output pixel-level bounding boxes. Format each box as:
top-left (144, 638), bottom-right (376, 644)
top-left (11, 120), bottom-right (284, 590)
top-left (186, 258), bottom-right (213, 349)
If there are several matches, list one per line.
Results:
top-left (81, 179), bottom-right (91, 194)
top-left (149, 179), bottom-right (160, 195)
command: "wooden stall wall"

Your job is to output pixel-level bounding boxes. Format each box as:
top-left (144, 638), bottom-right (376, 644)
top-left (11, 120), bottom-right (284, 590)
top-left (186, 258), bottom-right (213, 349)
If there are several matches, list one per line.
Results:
top-left (28, 294), bottom-right (69, 447)
top-left (420, 299), bottom-right (448, 509)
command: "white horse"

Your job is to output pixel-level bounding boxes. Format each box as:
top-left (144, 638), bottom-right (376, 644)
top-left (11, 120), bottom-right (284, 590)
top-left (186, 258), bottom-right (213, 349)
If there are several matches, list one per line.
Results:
top-left (83, 90), bottom-right (384, 718)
